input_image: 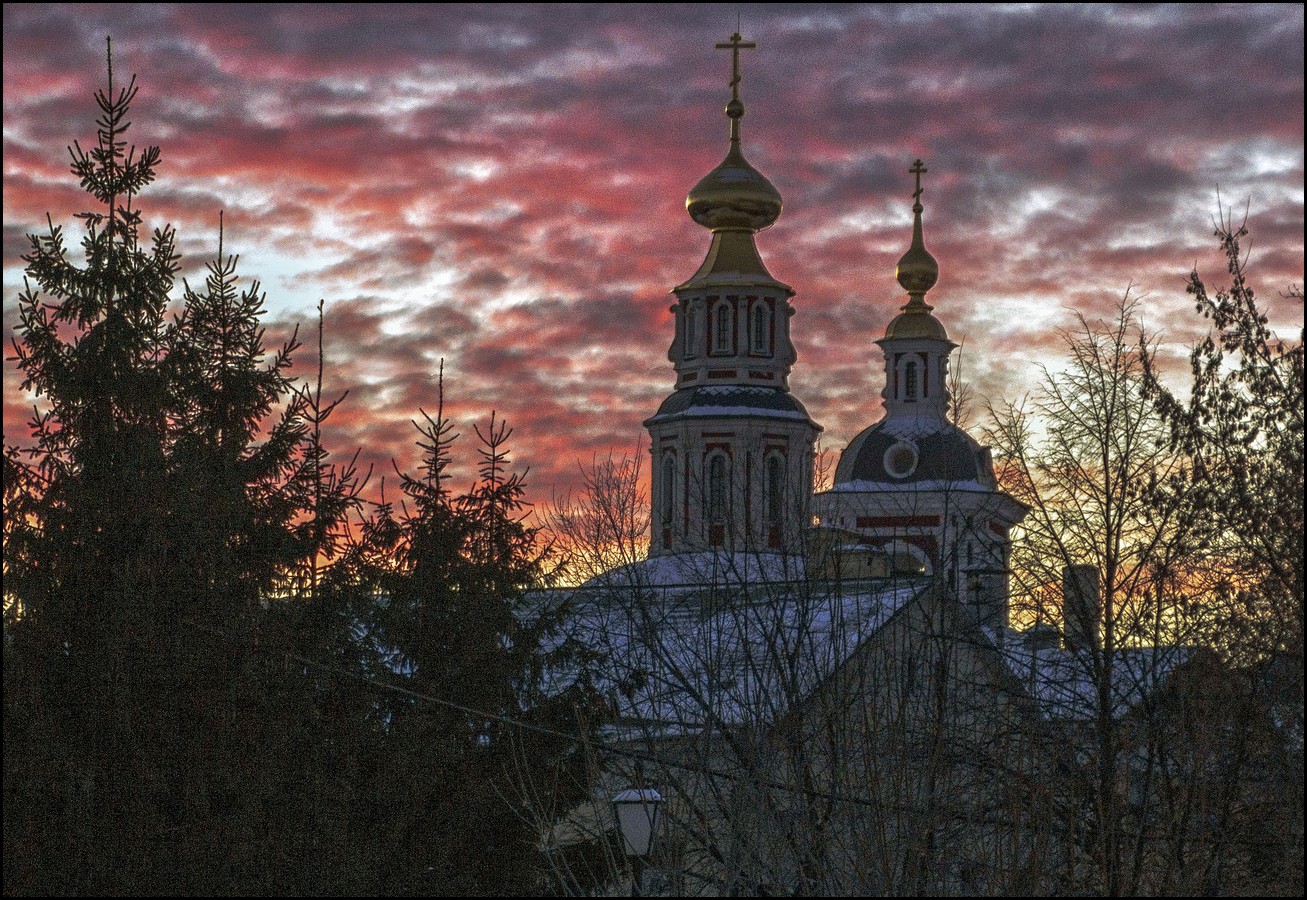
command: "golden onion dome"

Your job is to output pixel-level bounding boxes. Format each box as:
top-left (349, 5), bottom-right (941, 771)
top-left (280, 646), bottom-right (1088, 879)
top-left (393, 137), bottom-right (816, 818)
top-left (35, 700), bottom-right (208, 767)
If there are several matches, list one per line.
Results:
top-left (894, 215), bottom-right (939, 297)
top-left (885, 159), bottom-right (946, 340)
top-left (686, 136), bottom-right (782, 232)
top-left (686, 33), bottom-right (782, 233)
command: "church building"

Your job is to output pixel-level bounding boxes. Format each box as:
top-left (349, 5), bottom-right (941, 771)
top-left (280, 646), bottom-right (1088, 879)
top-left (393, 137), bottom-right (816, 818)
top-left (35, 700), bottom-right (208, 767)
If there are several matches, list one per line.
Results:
top-left (641, 30), bottom-right (1025, 622)
top-left (555, 31), bottom-right (1196, 897)
top-left (644, 32), bottom-right (820, 558)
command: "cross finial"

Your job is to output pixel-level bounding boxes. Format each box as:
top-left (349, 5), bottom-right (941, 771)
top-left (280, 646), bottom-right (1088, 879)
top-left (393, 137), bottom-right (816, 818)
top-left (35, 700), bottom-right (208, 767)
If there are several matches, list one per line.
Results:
top-left (715, 31), bottom-right (757, 106)
top-left (910, 159), bottom-right (928, 207)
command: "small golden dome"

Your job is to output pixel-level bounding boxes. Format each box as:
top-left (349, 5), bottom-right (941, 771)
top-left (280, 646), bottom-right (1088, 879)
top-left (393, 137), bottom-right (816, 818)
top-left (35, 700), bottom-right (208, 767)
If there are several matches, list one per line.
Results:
top-left (687, 142), bottom-right (782, 232)
top-left (895, 159), bottom-right (939, 297)
top-left (885, 308), bottom-right (948, 340)
top-left (885, 160), bottom-right (946, 341)
top-left (895, 218), bottom-right (939, 296)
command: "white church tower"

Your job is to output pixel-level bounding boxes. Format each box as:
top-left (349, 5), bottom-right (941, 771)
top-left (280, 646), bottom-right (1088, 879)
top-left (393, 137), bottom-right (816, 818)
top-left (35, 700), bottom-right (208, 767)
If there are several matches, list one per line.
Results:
top-left (812, 162), bottom-right (1027, 627)
top-left (645, 32), bottom-right (821, 557)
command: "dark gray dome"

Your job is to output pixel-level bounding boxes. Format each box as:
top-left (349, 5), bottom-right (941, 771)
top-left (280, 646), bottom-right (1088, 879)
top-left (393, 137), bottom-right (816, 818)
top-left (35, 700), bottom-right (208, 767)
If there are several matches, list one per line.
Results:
top-left (834, 421), bottom-right (995, 486)
top-left (644, 386), bottom-right (818, 428)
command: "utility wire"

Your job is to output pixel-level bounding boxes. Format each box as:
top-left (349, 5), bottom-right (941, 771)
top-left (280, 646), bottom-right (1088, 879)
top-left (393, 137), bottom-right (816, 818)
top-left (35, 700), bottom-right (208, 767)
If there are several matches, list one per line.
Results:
top-left (185, 616), bottom-right (898, 811)
top-left (280, 644), bottom-right (886, 809)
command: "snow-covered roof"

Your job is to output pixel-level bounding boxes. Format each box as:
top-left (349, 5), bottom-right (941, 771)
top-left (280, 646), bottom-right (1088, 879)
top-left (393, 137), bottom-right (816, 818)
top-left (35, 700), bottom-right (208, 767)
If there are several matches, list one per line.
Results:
top-left (821, 479), bottom-right (993, 494)
top-left (1001, 638), bottom-right (1192, 721)
top-left (581, 550), bottom-right (807, 590)
top-left (557, 563), bottom-right (925, 737)
top-left (541, 551), bottom-right (1195, 738)
top-left (642, 385), bottom-right (819, 427)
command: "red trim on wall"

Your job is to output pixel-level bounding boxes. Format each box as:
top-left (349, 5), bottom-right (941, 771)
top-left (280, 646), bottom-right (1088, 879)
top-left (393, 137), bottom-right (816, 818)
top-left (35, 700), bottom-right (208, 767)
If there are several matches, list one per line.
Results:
top-left (856, 515), bottom-right (942, 528)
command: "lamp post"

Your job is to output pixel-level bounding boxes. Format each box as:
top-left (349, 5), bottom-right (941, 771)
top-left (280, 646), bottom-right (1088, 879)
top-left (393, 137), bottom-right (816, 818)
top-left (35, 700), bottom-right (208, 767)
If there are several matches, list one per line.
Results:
top-left (611, 787), bottom-right (662, 897)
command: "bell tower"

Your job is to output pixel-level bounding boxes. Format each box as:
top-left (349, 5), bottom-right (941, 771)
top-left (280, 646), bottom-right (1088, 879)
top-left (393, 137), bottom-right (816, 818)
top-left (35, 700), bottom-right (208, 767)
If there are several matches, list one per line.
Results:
top-left (645, 31), bottom-right (821, 557)
top-left (877, 159), bottom-right (955, 436)
top-left (812, 162), bottom-right (1027, 626)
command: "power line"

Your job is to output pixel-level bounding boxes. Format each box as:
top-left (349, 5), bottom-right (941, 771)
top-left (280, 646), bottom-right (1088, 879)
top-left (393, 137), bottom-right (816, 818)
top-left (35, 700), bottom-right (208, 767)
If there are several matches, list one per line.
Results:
top-left (182, 616), bottom-right (901, 810)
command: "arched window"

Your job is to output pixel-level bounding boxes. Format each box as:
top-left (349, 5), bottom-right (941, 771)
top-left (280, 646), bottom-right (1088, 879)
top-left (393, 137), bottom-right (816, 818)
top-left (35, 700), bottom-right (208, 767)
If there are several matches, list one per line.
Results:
top-left (751, 302), bottom-right (770, 354)
top-left (886, 540), bottom-right (930, 576)
top-left (765, 454), bottom-right (784, 527)
top-left (662, 456), bottom-right (675, 524)
top-left (904, 360), bottom-right (918, 401)
top-left (684, 302), bottom-right (701, 358)
top-left (712, 301), bottom-right (732, 354)
top-left (707, 454), bottom-right (728, 523)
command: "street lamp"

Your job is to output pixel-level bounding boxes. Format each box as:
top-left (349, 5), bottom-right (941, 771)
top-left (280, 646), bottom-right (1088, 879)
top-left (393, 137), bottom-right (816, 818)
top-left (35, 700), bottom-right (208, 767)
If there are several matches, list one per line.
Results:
top-left (611, 787), bottom-right (662, 896)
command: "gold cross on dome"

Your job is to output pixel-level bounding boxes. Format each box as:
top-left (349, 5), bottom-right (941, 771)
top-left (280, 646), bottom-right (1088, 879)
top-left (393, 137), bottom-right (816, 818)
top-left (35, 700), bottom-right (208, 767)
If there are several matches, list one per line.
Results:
top-left (910, 159), bottom-right (928, 203)
top-left (715, 31), bottom-right (756, 103)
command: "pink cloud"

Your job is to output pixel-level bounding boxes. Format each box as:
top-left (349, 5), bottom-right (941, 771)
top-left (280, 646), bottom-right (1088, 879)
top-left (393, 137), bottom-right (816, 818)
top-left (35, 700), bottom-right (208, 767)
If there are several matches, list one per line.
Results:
top-left (5, 4), bottom-right (1303, 516)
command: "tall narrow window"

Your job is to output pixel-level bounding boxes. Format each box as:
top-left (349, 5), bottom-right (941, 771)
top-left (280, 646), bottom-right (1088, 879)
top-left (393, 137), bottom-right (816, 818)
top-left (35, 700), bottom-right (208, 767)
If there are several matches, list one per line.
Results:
top-left (684, 303), bottom-right (701, 358)
top-left (904, 360), bottom-right (918, 401)
top-left (766, 455), bottom-right (784, 527)
top-left (707, 454), bottom-right (728, 522)
top-left (713, 301), bottom-right (732, 354)
top-left (662, 456), bottom-right (675, 525)
top-left (751, 302), bottom-right (770, 354)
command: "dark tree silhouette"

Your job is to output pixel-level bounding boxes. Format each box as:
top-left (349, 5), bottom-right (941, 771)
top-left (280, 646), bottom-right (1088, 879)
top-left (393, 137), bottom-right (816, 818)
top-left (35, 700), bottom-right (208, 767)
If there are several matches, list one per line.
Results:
top-left (1144, 213), bottom-right (1304, 666)
top-left (1142, 214), bottom-right (1304, 894)
top-left (351, 385), bottom-right (606, 895)
top-left (2, 43), bottom-right (354, 894)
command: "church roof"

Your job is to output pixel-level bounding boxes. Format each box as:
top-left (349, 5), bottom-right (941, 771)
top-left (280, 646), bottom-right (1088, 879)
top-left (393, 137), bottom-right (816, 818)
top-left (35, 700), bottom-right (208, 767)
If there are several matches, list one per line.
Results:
top-left (546, 567), bottom-right (1191, 738)
top-left (559, 567), bottom-right (926, 735)
top-left (1001, 640), bottom-right (1193, 721)
top-left (583, 550), bottom-right (806, 589)
top-left (674, 229), bottom-right (792, 293)
top-left (833, 420), bottom-right (995, 487)
top-left (643, 385), bottom-right (820, 429)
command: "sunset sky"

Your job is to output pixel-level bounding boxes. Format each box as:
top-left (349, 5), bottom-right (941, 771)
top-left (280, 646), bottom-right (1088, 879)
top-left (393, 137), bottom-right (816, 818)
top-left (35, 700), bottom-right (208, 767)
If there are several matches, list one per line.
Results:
top-left (5, 4), bottom-right (1303, 514)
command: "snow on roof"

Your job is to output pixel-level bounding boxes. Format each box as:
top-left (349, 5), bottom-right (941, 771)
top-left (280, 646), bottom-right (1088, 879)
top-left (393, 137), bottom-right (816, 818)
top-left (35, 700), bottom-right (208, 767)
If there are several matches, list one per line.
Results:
top-left (552, 562), bottom-right (925, 737)
top-left (581, 550), bottom-right (807, 590)
top-left (822, 479), bottom-right (992, 494)
top-left (645, 405), bottom-right (813, 424)
top-left (1001, 638), bottom-right (1192, 721)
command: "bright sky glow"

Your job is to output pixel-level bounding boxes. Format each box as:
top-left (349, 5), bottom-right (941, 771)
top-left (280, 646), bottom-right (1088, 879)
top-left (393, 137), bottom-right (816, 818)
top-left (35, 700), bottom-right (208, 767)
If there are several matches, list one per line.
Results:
top-left (3, 3), bottom-right (1303, 510)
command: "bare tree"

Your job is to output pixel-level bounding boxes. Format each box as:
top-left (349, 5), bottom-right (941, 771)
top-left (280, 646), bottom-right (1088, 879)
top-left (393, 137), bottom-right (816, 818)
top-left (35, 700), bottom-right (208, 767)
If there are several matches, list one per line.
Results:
top-left (540, 450), bottom-right (650, 586)
top-left (983, 291), bottom-right (1298, 895)
top-left (1141, 213), bottom-right (1304, 895)
top-left (1144, 211), bottom-right (1303, 666)
top-left (986, 296), bottom-right (1193, 646)
top-left (527, 456), bottom-right (1062, 896)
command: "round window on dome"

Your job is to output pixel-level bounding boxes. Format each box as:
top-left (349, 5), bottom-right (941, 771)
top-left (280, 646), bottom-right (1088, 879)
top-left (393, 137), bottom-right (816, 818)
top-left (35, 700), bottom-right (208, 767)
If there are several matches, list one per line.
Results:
top-left (884, 440), bottom-right (919, 479)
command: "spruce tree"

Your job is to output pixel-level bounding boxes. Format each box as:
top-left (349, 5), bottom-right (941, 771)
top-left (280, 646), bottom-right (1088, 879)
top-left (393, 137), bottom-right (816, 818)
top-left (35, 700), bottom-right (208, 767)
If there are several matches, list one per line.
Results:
top-left (4, 43), bottom-right (183, 893)
top-left (2, 42), bottom-right (343, 894)
top-left (360, 393), bottom-right (603, 895)
top-left (6, 39), bottom-right (607, 897)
